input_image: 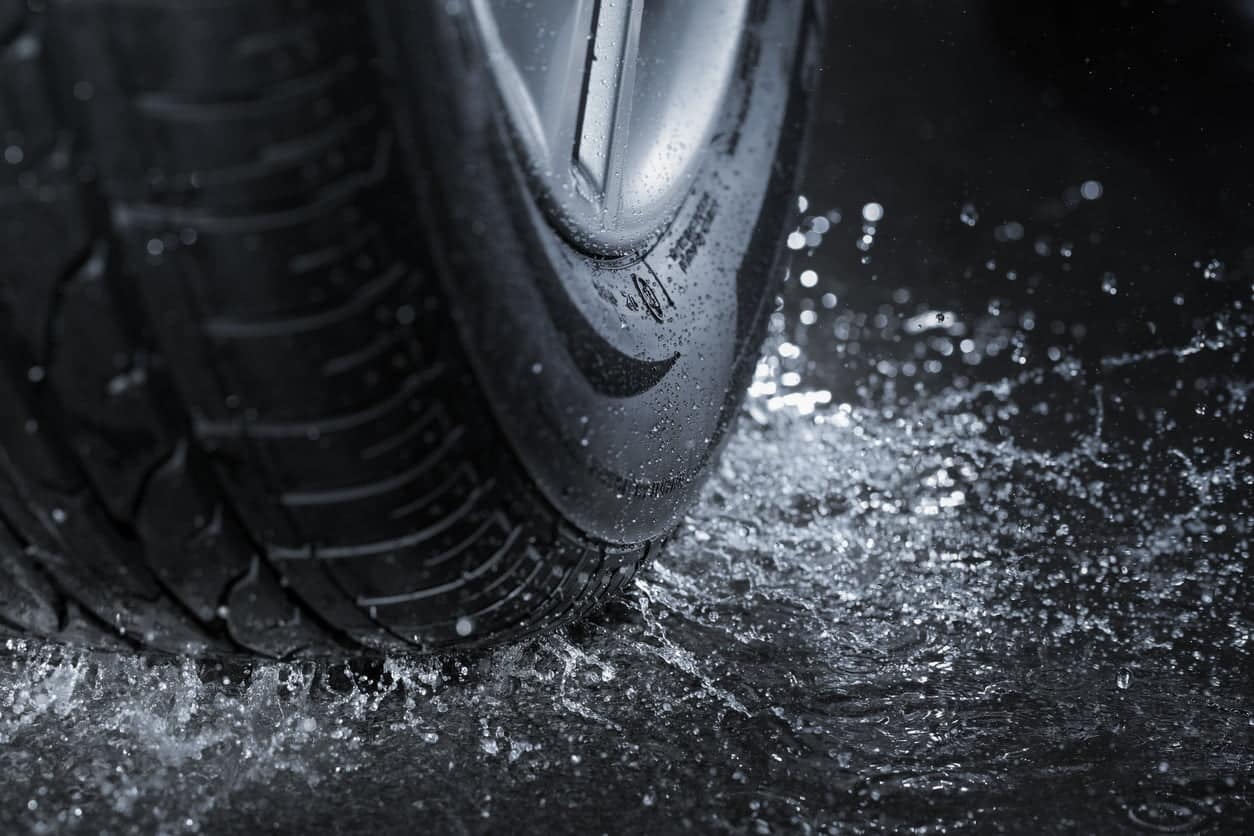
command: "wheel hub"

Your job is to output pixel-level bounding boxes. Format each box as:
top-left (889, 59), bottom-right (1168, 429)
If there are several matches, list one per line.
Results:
top-left (470, 0), bottom-right (749, 255)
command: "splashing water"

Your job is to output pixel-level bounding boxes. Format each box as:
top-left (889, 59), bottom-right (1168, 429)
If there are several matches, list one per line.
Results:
top-left (2, 199), bottom-right (1251, 834)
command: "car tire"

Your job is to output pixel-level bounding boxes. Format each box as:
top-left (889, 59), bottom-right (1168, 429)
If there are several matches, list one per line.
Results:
top-left (0, 0), bottom-right (818, 656)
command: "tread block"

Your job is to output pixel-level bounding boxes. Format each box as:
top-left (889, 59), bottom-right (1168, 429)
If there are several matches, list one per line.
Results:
top-left (223, 553), bottom-right (338, 658)
top-left (276, 437), bottom-right (473, 546)
top-left (135, 440), bottom-right (332, 657)
top-left (52, 1), bottom-right (363, 96)
top-left (0, 0), bottom-right (24, 45)
top-left (133, 441), bottom-right (248, 625)
top-left (49, 245), bottom-right (177, 522)
top-left (0, 518), bottom-right (61, 635)
top-left (0, 22), bottom-right (57, 176)
top-left (123, 186), bottom-right (399, 321)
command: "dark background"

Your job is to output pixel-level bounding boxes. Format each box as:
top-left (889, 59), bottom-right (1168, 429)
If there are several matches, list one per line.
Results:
top-left (800, 0), bottom-right (1251, 388)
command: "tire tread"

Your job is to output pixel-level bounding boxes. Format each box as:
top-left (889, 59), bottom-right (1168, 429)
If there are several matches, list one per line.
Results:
top-left (0, 0), bottom-right (651, 657)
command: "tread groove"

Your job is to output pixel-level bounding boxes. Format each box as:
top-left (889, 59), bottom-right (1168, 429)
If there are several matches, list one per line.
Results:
top-left (279, 425), bottom-right (464, 507)
top-left (204, 262), bottom-right (405, 340)
top-left (268, 479), bottom-right (494, 560)
top-left (194, 365), bottom-right (442, 439)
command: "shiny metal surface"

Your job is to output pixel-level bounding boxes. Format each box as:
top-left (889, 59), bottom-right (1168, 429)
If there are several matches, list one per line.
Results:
top-left (470, 0), bottom-right (749, 254)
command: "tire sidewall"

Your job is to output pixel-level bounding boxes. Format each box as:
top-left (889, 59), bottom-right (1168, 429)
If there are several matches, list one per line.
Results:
top-left (376, 0), bottom-right (816, 543)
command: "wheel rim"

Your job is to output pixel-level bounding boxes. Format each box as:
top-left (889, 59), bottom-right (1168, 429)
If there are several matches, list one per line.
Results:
top-left (469, 0), bottom-right (750, 255)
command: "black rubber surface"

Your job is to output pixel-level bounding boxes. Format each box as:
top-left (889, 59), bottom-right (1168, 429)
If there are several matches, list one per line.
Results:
top-left (0, 0), bottom-right (815, 657)
top-left (373, 0), bottom-right (821, 544)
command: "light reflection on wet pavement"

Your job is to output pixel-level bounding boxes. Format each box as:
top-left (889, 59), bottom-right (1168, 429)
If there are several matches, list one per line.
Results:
top-left (2, 1), bottom-right (1252, 833)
